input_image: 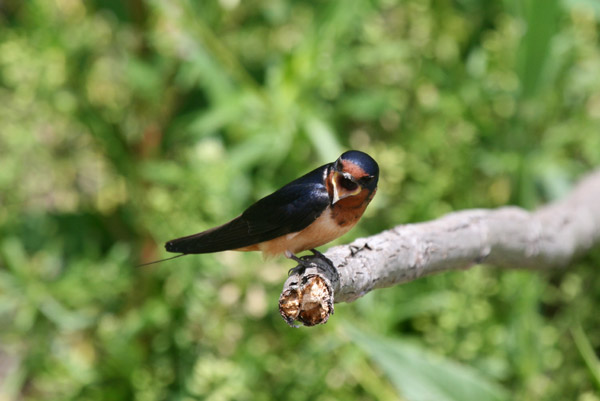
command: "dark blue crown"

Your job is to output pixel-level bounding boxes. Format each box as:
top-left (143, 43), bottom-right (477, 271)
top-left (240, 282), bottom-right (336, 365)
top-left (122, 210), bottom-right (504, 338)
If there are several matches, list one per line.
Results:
top-left (339, 150), bottom-right (379, 178)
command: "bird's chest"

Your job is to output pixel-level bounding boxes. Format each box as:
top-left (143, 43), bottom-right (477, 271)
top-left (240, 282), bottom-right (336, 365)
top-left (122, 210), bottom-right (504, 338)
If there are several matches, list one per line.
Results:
top-left (293, 208), bottom-right (357, 248)
top-left (258, 208), bottom-right (357, 256)
top-left (258, 189), bottom-right (374, 256)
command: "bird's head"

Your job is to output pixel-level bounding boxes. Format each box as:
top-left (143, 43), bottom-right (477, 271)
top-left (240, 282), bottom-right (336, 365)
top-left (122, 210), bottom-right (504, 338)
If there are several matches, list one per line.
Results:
top-left (329, 150), bottom-right (379, 205)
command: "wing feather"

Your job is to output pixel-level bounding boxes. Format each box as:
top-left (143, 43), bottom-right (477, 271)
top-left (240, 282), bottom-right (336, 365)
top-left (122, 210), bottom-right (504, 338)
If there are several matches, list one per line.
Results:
top-left (165, 165), bottom-right (331, 254)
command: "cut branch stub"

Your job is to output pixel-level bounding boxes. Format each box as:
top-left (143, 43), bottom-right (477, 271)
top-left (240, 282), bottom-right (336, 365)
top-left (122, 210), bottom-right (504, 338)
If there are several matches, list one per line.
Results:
top-left (279, 255), bottom-right (339, 326)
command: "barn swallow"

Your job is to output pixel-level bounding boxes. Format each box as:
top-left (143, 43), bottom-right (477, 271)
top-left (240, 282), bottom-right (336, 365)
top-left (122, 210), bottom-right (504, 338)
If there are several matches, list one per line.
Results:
top-left (142, 150), bottom-right (378, 267)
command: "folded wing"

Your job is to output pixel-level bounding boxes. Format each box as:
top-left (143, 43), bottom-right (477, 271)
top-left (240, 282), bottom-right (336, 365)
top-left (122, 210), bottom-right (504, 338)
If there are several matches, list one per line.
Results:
top-left (165, 166), bottom-right (331, 254)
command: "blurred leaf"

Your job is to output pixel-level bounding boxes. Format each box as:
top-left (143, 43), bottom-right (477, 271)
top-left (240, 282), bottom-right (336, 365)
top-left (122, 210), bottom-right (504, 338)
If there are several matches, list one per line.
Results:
top-left (562, 0), bottom-right (600, 20)
top-left (513, 0), bottom-right (561, 98)
top-left (347, 325), bottom-right (509, 401)
top-left (572, 325), bottom-right (600, 391)
top-left (186, 93), bottom-right (252, 138)
top-left (0, 237), bottom-right (28, 274)
top-left (304, 117), bottom-right (342, 162)
top-left (126, 57), bottom-right (164, 100)
top-left (392, 291), bottom-right (455, 322)
top-left (340, 90), bottom-right (395, 121)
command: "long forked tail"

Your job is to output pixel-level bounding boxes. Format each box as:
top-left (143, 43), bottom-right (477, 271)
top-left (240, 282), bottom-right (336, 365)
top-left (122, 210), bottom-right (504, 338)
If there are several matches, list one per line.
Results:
top-left (164, 216), bottom-right (256, 254)
top-left (138, 216), bottom-right (256, 267)
top-left (136, 253), bottom-right (187, 267)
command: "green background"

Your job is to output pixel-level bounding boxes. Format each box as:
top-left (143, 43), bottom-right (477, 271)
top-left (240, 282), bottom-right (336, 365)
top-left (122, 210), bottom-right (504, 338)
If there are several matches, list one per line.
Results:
top-left (1, 0), bottom-right (600, 400)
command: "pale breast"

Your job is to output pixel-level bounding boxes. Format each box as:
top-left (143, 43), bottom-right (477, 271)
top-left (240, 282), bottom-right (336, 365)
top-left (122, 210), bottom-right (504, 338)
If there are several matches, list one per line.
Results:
top-left (256, 208), bottom-right (357, 257)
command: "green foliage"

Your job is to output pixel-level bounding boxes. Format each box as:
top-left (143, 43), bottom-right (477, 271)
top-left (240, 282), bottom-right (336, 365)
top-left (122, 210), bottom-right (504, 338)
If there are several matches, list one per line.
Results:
top-left (1, 0), bottom-right (600, 400)
top-left (347, 325), bottom-right (509, 401)
top-left (572, 324), bottom-right (600, 392)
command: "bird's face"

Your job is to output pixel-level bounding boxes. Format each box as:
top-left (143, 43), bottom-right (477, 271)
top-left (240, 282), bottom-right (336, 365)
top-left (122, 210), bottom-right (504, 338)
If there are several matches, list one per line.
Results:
top-left (329, 151), bottom-right (379, 205)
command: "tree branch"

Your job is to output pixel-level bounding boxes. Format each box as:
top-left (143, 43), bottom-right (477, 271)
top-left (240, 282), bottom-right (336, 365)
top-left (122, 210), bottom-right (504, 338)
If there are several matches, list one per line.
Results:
top-left (280, 169), bottom-right (600, 326)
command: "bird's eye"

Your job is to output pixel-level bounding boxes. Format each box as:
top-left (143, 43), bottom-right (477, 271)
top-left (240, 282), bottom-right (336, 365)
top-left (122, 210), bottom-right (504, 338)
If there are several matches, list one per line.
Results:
top-left (340, 177), bottom-right (358, 191)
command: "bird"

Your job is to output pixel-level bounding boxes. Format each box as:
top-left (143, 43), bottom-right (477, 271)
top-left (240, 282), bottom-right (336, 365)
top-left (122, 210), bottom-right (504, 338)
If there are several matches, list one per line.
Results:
top-left (142, 150), bottom-right (378, 267)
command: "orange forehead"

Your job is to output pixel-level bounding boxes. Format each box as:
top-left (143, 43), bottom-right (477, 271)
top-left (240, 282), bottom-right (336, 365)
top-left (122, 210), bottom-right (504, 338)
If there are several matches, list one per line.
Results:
top-left (340, 159), bottom-right (370, 178)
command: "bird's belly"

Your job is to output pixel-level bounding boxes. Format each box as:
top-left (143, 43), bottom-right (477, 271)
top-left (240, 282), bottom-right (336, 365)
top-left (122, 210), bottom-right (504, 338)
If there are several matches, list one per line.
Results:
top-left (257, 209), bottom-right (356, 257)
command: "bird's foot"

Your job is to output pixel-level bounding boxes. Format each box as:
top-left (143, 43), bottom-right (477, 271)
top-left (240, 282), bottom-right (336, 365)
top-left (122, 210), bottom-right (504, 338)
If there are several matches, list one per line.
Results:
top-left (284, 250), bottom-right (301, 275)
top-left (284, 250), bottom-right (303, 263)
top-left (309, 248), bottom-right (326, 258)
top-left (285, 250), bottom-right (338, 281)
top-left (288, 264), bottom-right (306, 276)
top-left (285, 251), bottom-right (311, 276)
top-left (349, 242), bottom-right (372, 256)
